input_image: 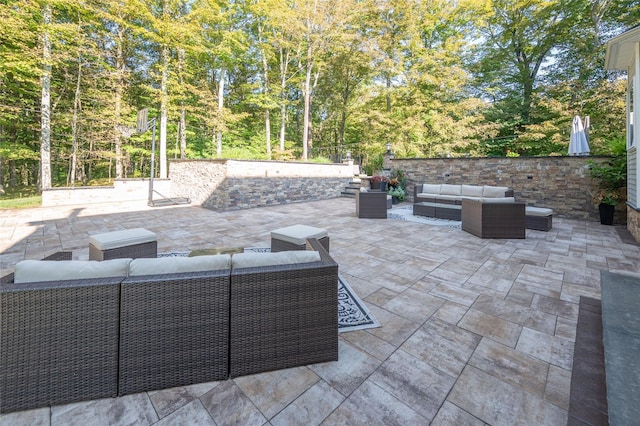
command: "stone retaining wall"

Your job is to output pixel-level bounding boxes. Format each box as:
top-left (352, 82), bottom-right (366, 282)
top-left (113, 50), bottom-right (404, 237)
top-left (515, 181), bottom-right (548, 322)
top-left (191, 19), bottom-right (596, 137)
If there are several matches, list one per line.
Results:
top-left (42, 179), bottom-right (171, 207)
top-left (385, 156), bottom-right (619, 222)
top-left (169, 159), bottom-right (353, 210)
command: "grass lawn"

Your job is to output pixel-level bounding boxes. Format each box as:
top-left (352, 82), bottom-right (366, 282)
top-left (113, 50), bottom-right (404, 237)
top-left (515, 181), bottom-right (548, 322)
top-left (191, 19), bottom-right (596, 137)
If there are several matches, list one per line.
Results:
top-left (0, 195), bottom-right (42, 209)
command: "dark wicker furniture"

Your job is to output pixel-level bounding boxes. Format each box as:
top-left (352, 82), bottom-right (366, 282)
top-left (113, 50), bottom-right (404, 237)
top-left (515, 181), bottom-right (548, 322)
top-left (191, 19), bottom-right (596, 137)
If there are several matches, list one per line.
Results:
top-left (1, 252), bottom-right (122, 414)
top-left (461, 199), bottom-right (526, 239)
top-left (356, 191), bottom-right (388, 219)
top-left (271, 225), bottom-right (330, 252)
top-left (230, 238), bottom-right (339, 377)
top-left (89, 228), bottom-right (157, 261)
top-left (118, 269), bottom-right (230, 396)
top-left (413, 202), bottom-right (462, 221)
top-left (525, 207), bottom-right (553, 231)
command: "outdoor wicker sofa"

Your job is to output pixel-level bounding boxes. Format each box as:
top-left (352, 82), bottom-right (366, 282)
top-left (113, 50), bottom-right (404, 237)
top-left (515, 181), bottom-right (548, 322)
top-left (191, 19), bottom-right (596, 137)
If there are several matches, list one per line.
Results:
top-left (0, 252), bottom-right (122, 414)
top-left (461, 198), bottom-right (526, 239)
top-left (356, 190), bottom-right (389, 218)
top-left (0, 238), bottom-right (339, 413)
top-left (229, 238), bottom-right (339, 377)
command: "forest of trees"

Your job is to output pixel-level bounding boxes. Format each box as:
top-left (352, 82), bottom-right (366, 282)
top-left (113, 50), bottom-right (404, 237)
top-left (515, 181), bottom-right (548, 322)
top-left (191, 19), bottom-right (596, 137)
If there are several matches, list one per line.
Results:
top-left (0, 0), bottom-right (638, 192)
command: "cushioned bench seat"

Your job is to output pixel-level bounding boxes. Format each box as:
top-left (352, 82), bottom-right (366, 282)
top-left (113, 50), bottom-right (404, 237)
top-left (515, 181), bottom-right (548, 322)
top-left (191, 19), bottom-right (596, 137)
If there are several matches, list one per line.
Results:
top-left (89, 228), bottom-right (157, 261)
top-left (271, 224), bottom-right (330, 252)
top-left (525, 206), bottom-right (553, 231)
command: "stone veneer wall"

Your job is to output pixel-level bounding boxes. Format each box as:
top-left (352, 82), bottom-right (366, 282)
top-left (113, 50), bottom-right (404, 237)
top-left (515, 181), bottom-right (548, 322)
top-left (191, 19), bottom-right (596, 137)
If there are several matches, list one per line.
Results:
top-left (385, 156), bottom-right (619, 222)
top-left (42, 179), bottom-right (171, 206)
top-left (169, 159), bottom-right (353, 210)
top-left (628, 206), bottom-right (640, 242)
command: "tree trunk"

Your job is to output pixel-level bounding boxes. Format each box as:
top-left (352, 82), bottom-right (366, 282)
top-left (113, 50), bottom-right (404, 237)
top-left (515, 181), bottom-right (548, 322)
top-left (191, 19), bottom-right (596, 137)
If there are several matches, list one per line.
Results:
top-left (302, 52), bottom-right (313, 160)
top-left (71, 45), bottom-right (83, 187)
top-left (159, 45), bottom-right (168, 178)
top-left (279, 48), bottom-right (288, 152)
top-left (178, 48), bottom-right (187, 159)
top-left (259, 22), bottom-right (271, 159)
top-left (114, 24), bottom-right (125, 178)
top-left (216, 66), bottom-right (225, 157)
top-left (39, 4), bottom-right (52, 191)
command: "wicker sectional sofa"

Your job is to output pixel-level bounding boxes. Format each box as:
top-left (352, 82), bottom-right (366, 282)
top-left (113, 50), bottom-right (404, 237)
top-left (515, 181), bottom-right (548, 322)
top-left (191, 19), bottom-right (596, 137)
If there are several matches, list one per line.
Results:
top-left (0, 239), bottom-right (338, 413)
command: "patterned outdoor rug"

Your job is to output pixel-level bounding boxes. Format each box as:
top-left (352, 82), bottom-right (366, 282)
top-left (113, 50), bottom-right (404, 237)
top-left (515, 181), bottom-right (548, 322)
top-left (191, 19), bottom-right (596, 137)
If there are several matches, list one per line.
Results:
top-left (158, 249), bottom-right (379, 333)
top-left (388, 205), bottom-right (462, 229)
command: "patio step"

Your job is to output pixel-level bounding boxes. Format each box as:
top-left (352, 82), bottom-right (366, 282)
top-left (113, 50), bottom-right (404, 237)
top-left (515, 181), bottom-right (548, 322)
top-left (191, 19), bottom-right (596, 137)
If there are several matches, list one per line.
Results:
top-left (341, 180), bottom-right (362, 198)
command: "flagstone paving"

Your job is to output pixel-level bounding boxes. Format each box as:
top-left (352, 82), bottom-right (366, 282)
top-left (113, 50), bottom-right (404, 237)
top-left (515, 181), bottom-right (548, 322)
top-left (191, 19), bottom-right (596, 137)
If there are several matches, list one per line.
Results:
top-left (1, 197), bottom-right (639, 425)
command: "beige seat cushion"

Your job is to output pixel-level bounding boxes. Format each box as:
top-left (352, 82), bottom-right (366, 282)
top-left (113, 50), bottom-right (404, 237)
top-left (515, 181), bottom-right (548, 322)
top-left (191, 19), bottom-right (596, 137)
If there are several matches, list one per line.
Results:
top-left (14, 258), bottom-right (132, 283)
top-left (526, 206), bottom-right (553, 216)
top-left (232, 251), bottom-right (321, 269)
top-left (480, 197), bottom-right (516, 203)
top-left (129, 255), bottom-right (231, 276)
top-left (439, 184), bottom-right (462, 196)
top-left (461, 185), bottom-right (483, 197)
top-left (271, 224), bottom-right (328, 245)
top-left (89, 228), bottom-right (157, 250)
top-left (482, 186), bottom-right (509, 198)
top-left (421, 184), bottom-right (441, 194)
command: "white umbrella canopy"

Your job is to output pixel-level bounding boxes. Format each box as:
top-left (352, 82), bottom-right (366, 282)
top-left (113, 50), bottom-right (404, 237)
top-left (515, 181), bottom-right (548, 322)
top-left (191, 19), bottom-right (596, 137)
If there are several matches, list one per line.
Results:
top-left (568, 115), bottom-right (590, 156)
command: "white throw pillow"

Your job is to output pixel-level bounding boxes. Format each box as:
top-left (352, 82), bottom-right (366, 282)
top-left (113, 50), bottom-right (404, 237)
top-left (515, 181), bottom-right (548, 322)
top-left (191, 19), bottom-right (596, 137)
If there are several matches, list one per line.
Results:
top-left (482, 186), bottom-right (509, 198)
top-left (440, 184), bottom-right (462, 196)
top-left (14, 258), bottom-right (132, 283)
top-left (232, 251), bottom-right (321, 269)
top-left (129, 255), bottom-right (231, 276)
top-left (421, 184), bottom-right (441, 194)
top-left (461, 185), bottom-right (483, 197)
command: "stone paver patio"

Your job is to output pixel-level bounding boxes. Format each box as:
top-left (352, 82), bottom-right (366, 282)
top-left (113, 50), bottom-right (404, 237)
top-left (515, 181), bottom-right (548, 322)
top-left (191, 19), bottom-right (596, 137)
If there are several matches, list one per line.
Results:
top-left (1, 198), bottom-right (639, 425)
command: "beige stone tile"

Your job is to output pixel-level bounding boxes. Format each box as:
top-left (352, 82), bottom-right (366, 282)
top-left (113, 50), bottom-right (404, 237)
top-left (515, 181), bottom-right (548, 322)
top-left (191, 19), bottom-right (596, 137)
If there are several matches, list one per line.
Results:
top-left (458, 309), bottom-right (522, 348)
top-left (560, 282), bottom-right (602, 304)
top-left (363, 286), bottom-right (398, 307)
top-left (544, 365), bottom-right (571, 410)
top-left (0, 407), bottom-right (50, 426)
top-left (233, 367), bottom-right (318, 420)
top-left (428, 282), bottom-right (479, 307)
top-left (154, 399), bottom-right (215, 426)
top-left (365, 305), bottom-right (422, 347)
top-left (201, 380), bottom-right (267, 425)
top-left (339, 330), bottom-right (396, 362)
top-left (322, 380), bottom-right (428, 425)
top-left (531, 294), bottom-right (579, 320)
top-left (448, 366), bottom-right (547, 426)
top-left (431, 401), bottom-right (486, 426)
top-left (515, 327), bottom-right (574, 370)
top-left (369, 349), bottom-right (456, 421)
top-left (401, 318), bottom-right (481, 378)
top-left (149, 381), bottom-right (221, 418)
top-left (309, 340), bottom-right (380, 396)
top-left (50, 393), bottom-right (158, 425)
top-left (505, 287), bottom-right (534, 306)
top-left (469, 338), bottom-right (549, 397)
top-left (513, 264), bottom-right (564, 298)
top-left (382, 288), bottom-right (446, 324)
top-left (432, 301), bottom-right (469, 325)
top-left (270, 380), bottom-right (344, 426)
top-left (471, 294), bottom-right (557, 335)
top-left (555, 316), bottom-right (577, 341)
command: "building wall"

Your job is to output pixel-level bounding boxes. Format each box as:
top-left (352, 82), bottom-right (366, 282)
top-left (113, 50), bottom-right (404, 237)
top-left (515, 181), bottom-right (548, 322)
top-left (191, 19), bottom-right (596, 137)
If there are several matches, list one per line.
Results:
top-left (385, 156), bottom-right (619, 222)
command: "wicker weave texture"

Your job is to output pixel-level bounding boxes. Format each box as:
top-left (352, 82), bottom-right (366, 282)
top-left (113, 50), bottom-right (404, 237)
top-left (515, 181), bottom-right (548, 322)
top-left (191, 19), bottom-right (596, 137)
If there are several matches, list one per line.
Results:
top-left (89, 240), bottom-right (157, 261)
top-left (461, 199), bottom-right (526, 239)
top-left (271, 236), bottom-right (330, 252)
top-left (118, 270), bottom-right (230, 395)
top-left (526, 214), bottom-right (552, 231)
top-left (1, 276), bottom-right (121, 414)
top-left (356, 191), bottom-right (388, 219)
top-left (230, 239), bottom-right (339, 378)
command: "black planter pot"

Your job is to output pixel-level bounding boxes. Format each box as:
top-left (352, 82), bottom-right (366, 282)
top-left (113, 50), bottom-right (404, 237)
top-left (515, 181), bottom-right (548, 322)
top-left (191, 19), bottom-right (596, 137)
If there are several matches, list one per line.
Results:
top-left (392, 196), bottom-right (400, 204)
top-left (370, 181), bottom-right (380, 190)
top-left (379, 182), bottom-right (388, 192)
top-left (598, 203), bottom-right (615, 225)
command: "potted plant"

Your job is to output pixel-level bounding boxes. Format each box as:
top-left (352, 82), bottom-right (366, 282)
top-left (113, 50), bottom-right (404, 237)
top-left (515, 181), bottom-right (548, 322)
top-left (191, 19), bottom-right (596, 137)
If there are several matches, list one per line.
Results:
top-left (588, 149), bottom-right (626, 225)
top-left (370, 175), bottom-right (389, 191)
top-left (388, 187), bottom-right (406, 204)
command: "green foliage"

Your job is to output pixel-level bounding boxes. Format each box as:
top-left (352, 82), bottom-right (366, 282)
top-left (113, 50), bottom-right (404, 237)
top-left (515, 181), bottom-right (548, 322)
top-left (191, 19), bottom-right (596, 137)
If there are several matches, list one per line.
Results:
top-left (588, 137), bottom-right (627, 205)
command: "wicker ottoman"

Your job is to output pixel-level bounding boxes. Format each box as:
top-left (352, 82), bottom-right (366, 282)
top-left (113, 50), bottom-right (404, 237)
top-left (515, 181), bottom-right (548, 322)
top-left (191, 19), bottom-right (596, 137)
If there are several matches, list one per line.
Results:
top-left (89, 228), bottom-right (157, 261)
top-left (525, 206), bottom-right (553, 231)
top-left (271, 225), bottom-right (330, 252)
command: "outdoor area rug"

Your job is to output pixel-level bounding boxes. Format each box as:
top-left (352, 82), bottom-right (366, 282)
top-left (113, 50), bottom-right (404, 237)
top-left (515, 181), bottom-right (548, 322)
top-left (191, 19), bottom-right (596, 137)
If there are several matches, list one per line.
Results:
top-left (158, 249), bottom-right (380, 333)
top-left (388, 205), bottom-right (462, 229)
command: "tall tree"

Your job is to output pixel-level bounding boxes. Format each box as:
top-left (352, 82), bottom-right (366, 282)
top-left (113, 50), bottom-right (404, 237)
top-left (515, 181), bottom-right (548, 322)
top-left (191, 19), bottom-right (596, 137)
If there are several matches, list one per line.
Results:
top-left (40, 3), bottom-right (52, 191)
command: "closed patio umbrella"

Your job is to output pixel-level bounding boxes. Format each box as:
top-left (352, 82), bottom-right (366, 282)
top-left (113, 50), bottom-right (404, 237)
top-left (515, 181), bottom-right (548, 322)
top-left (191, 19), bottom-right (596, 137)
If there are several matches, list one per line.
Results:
top-left (569, 115), bottom-right (590, 156)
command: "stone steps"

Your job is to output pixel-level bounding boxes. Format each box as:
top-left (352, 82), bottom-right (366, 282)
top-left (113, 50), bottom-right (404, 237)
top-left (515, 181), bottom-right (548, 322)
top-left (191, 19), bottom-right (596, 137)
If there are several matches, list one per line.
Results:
top-left (341, 180), bottom-right (362, 198)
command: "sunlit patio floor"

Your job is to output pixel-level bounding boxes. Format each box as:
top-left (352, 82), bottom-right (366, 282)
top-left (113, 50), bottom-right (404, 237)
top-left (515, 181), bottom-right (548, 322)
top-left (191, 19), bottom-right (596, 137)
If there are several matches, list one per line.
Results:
top-left (1, 198), bottom-right (639, 425)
